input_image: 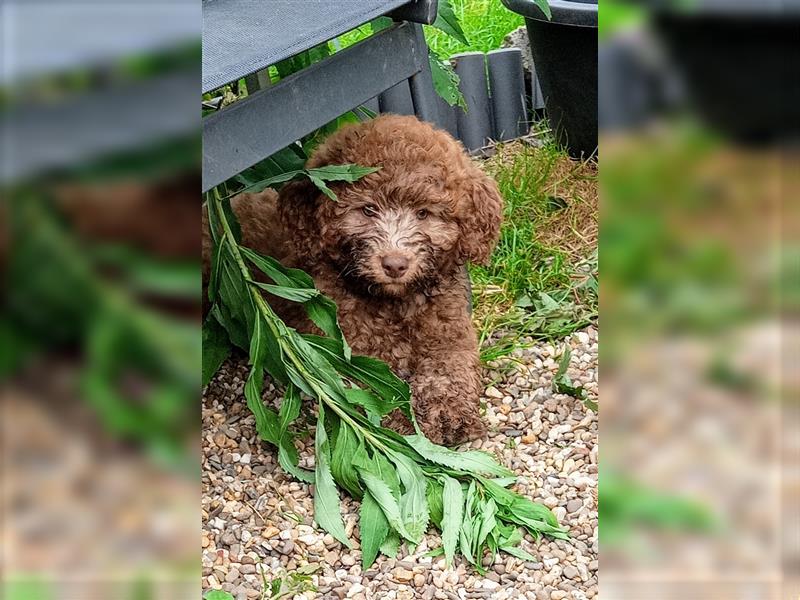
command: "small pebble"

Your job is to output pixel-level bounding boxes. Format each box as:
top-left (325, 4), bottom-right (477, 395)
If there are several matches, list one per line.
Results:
top-left (567, 499), bottom-right (583, 513)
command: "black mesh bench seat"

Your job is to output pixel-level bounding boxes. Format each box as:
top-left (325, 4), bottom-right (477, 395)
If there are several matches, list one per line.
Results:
top-left (202, 0), bottom-right (421, 93)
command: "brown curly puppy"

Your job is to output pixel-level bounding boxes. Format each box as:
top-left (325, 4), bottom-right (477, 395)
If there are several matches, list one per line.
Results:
top-left (204, 115), bottom-right (503, 445)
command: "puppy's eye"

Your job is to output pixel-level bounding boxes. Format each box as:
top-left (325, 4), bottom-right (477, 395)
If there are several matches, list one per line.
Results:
top-left (362, 204), bottom-right (378, 217)
top-left (416, 209), bottom-right (428, 220)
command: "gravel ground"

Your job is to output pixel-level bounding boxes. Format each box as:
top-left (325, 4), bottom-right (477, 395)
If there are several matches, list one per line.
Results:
top-left (202, 326), bottom-right (598, 600)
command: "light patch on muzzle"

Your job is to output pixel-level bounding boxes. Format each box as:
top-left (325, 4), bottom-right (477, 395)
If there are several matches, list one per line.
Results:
top-left (374, 208), bottom-right (420, 252)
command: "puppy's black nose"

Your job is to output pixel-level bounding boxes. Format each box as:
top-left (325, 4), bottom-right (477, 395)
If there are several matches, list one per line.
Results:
top-left (381, 255), bottom-right (409, 279)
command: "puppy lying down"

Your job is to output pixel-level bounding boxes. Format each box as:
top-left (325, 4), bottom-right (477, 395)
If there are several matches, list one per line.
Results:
top-left (203, 115), bottom-right (503, 445)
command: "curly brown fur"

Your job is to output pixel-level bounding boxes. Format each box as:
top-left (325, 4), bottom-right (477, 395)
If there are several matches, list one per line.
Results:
top-left (203, 115), bottom-right (503, 445)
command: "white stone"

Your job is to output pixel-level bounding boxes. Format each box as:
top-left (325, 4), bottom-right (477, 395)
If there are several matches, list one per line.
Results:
top-left (485, 386), bottom-right (504, 399)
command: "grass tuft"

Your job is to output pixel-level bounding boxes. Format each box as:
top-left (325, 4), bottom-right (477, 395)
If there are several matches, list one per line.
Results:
top-left (470, 140), bottom-right (598, 361)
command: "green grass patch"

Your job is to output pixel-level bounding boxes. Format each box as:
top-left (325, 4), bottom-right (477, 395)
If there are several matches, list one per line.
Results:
top-left (470, 140), bottom-right (598, 361)
top-left (425, 0), bottom-right (524, 57)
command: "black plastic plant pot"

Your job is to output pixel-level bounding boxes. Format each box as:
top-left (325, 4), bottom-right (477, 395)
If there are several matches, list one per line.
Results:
top-left (501, 0), bottom-right (598, 158)
top-left (652, 10), bottom-right (800, 144)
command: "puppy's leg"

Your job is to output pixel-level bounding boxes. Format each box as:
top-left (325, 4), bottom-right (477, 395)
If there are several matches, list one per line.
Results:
top-left (405, 349), bottom-right (486, 446)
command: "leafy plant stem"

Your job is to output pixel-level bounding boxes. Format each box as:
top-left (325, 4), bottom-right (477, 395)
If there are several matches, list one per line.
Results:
top-left (206, 188), bottom-right (568, 571)
top-left (212, 189), bottom-right (393, 455)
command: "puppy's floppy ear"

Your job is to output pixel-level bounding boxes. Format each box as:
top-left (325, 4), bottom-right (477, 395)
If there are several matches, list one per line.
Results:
top-left (455, 170), bottom-right (504, 265)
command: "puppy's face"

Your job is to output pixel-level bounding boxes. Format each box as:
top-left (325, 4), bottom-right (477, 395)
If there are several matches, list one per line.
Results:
top-left (329, 182), bottom-right (461, 296)
top-left (279, 116), bottom-right (504, 298)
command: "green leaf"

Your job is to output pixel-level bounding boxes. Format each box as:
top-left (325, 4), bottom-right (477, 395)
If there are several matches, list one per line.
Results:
top-left (238, 169), bottom-right (306, 195)
top-left (555, 344), bottom-right (571, 381)
top-left (214, 251), bottom-right (255, 344)
top-left (250, 281), bottom-right (320, 302)
top-left (534, 0), bottom-right (552, 20)
top-left (202, 313), bottom-right (230, 387)
top-left (540, 291), bottom-right (561, 312)
top-left (241, 247), bottom-right (315, 288)
top-left (358, 468), bottom-right (415, 542)
top-left (432, 0), bottom-right (469, 45)
top-left (405, 434), bottom-right (513, 477)
top-left (313, 405), bottom-right (352, 547)
top-left (476, 498), bottom-right (498, 551)
top-left (459, 481), bottom-right (477, 564)
top-left (287, 331), bottom-right (350, 402)
top-left (244, 367), bottom-right (280, 445)
top-left (204, 591), bottom-right (235, 600)
top-left (208, 238), bottom-right (224, 303)
top-left (259, 315), bottom-right (290, 385)
top-left (307, 164), bottom-right (380, 182)
top-left (553, 345), bottom-right (593, 409)
top-left (441, 476), bottom-right (463, 567)
top-left (275, 44), bottom-right (330, 79)
top-left (430, 57), bottom-right (466, 110)
top-left (480, 479), bottom-right (519, 506)
top-left (371, 449), bottom-right (402, 496)
top-left (459, 523), bottom-right (474, 564)
top-left (243, 314), bottom-right (281, 444)
top-left (331, 421), bottom-right (363, 497)
top-left (205, 194), bottom-right (223, 245)
top-left (306, 295), bottom-right (351, 361)
top-left (279, 384), bottom-right (301, 433)
top-left (220, 198), bottom-right (242, 243)
top-left (499, 544), bottom-right (537, 561)
top-left (429, 56), bottom-right (467, 110)
top-left (424, 546), bottom-right (445, 559)
top-left (276, 384), bottom-right (314, 483)
top-left (386, 450), bottom-right (429, 543)
top-left (243, 248), bottom-right (351, 360)
top-left (344, 387), bottom-right (397, 423)
top-left (481, 478), bottom-right (565, 534)
top-left (496, 524), bottom-right (522, 546)
top-left (380, 530), bottom-right (401, 557)
top-left (235, 144), bottom-right (307, 189)
top-left (304, 335), bottom-right (410, 412)
top-left (510, 516), bottom-right (568, 539)
top-left (240, 164), bottom-right (379, 200)
top-left (360, 490), bottom-right (390, 569)
top-left (489, 477), bottom-right (518, 488)
top-left (308, 175), bottom-right (337, 201)
top-left (279, 437), bottom-right (315, 483)
top-left (302, 113), bottom-right (361, 154)
top-left (211, 302), bottom-right (248, 350)
top-left (218, 253), bottom-right (247, 310)
top-left (426, 478), bottom-right (445, 528)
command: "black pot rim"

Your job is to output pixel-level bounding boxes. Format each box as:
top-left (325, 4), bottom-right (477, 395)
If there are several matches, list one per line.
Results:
top-left (645, 0), bottom-right (794, 15)
top-left (501, 0), bottom-right (598, 27)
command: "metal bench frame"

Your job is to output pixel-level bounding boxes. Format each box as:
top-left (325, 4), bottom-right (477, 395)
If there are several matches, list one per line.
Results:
top-left (202, 2), bottom-right (439, 192)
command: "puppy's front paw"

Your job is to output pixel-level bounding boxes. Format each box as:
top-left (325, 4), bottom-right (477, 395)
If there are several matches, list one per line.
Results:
top-left (383, 410), bottom-right (415, 436)
top-left (418, 410), bottom-right (486, 447)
